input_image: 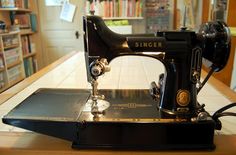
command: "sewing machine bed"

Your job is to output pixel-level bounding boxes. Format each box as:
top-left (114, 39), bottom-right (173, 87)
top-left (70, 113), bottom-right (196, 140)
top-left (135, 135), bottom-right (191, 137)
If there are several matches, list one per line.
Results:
top-left (3, 88), bottom-right (215, 150)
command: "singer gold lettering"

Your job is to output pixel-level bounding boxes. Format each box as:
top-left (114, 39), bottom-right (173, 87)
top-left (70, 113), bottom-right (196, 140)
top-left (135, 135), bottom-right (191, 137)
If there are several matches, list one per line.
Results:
top-left (135, 42), bottom-right (162, 48)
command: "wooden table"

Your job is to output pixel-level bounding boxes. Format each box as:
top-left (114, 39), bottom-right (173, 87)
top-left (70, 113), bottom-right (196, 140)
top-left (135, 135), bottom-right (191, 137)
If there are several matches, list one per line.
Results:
top-left (0, 132), bottom-right (235, 155)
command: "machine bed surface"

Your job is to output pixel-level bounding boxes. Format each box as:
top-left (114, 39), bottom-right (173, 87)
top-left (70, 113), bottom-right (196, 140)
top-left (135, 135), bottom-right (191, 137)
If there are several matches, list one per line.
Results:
top-left (2, 88), bottom-right (215, 149)
top-left (4, 89), bottom-right (91, 121)
top-left (4, 88), bottom-right (168, 122)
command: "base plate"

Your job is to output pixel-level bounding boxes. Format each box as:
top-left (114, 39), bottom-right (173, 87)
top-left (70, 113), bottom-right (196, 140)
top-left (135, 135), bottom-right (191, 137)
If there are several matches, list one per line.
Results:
top-left (3, 88), bottom-right (215, 150)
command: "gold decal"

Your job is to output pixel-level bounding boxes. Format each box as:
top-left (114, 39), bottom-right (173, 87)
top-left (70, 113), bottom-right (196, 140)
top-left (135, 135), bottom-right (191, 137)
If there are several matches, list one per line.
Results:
top-left (134, 42), bottom-right (162, 48)
top-left (153, 42), bottom-right (157, 47)
top-left (176, 90), bottom-right (190, 106)
top-left (88, 118), bottom-right (187, 122)
top-left (143, 42), bottom-right (148, 47)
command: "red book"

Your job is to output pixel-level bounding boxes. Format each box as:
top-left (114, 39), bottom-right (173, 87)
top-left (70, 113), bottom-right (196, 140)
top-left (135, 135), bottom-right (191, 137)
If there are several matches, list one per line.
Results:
top-left (119, 0), bottom-right (122, 17)
top-left (109, 0), bottom-right (113, 17)
top-left (14, 14), bottom-right (31, 29)
top-left (104, 1), bottom-right (109, 17)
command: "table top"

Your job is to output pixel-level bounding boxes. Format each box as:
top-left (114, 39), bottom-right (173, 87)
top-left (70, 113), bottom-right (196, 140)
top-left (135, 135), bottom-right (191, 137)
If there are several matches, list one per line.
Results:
top-left (0, 132), bottom-right (235, 155)
top-left (0, 52), bottom-right (236, 155)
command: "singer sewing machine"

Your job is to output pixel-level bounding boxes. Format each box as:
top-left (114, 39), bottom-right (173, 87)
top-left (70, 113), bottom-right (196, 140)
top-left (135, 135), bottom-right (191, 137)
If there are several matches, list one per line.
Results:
top-left (2, 15), bottom-right (231, 150)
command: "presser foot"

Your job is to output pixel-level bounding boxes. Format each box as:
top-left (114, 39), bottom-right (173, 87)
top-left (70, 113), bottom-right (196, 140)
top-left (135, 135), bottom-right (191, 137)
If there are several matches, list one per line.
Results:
top-left (91, 105), bottom-right (105, 120)
top-left (87, 98), bottom-right (110, 118)
top-left (89, 80), bottom-right (110, 118)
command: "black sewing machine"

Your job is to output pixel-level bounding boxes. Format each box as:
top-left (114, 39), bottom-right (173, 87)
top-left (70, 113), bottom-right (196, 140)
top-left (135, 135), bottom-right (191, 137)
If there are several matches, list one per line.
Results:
top-left (2, 15), bottom-right (232, 150)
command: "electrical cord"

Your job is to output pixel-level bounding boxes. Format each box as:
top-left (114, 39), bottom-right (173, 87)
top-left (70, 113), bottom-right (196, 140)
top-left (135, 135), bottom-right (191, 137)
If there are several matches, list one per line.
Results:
top-left (212, 102), bottom-right (236, 130)
top-left (214, 112), bottom-right (236, 118)
top-left (197, 66), bottom-right (217, 93)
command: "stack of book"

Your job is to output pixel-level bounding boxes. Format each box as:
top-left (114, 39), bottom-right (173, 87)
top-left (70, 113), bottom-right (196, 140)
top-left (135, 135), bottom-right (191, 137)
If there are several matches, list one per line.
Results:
top-left (21, 34), bottom-right (37, 77)
top-left (14, 13), bottom-right (37, 31)
top-left (145, 0), bottom-right (171, 33)
top-left (86, 0), bottom-right (143, 18)
top-left (0, 0), bottom-right (28, 8)
top-left (2, 34), bottom-right (19, 47)
top-left (4, 48), bottom-right (20, 65)
top-left (0, 0), bottom-right (15, 8)
top-left (14, 14), bottom-right (31, 29)
top-left (21, 35), bottom-right (31, 55)
top-left (7, 64), bottom-right (21, 82)
top-left (24, 57), bottom-right (37, 77)
top-left (14, 0), bottom-right (28, 8)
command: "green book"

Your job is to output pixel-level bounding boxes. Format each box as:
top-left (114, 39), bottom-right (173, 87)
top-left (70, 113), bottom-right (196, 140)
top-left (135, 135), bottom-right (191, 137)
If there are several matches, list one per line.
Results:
top-left (23, 59), bottom-right (29, 77)
top-left (28, 57), bottom-right (34, 75)
top-left (24, 0), bottom-right (29, 9)
top-left (30, 13), bottom-right (37, 32)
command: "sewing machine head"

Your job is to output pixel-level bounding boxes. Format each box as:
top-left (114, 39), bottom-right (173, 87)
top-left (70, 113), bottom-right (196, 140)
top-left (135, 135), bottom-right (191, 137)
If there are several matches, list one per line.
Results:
top-left (83, 15), bottom-right (231, 118)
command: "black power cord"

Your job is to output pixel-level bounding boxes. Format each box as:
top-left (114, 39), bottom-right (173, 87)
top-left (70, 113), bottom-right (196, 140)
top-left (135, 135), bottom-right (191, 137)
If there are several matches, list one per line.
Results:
top-left (212, 103), bottom-right (236, 130)
top-left (197, 66), bottom-right (236, 130)
top-left (197, 66), bottom-right (217, 94)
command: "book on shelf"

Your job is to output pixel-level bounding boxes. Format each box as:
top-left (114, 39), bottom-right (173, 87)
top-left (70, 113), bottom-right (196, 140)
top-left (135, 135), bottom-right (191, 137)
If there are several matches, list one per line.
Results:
top-left (0, 54), bottom-right (4, 68)
top-left (30, 13), bottom-right (37, 32)
top-left (8, 64), bottom-right (20, 76)
top-left (0, 54), bottom-right (5, 89)
top-left (86, 0), bottom-right (143, 18)
top-left (2, 34), bottom-right (19, 47)
top-left (32, 58), bottom-right (37, 72)
top-left (145, 0), bottom-right (171, 33)
top-left (5, 48), bottom-right (20, 65)
top-left (8, 64), bottom-right (22, 83)
top-left (0, 0), bottom-right (29, 8)
top-left (30, 42), bottom-right (36, 53)
top-left (4, 47), bottom-right (19, 58)
top-left (13, 13), bottom-right (37, 32)
top-left (14, 0), bottom-right (29, 9)
top-left (21, 35), bottom-right (31, 55)
top-left (23, 58), bottom-right (28, 76)
top-left (23, 56), bottom-right (35, 77)
top-left (28, 57), bottom-right (33, 75)
top-left (14, 14), bottom-right (31, 29)
top-left (0, 0), bottom-right (15, 8)
top-left (0, 72), bottom-right (4, 81)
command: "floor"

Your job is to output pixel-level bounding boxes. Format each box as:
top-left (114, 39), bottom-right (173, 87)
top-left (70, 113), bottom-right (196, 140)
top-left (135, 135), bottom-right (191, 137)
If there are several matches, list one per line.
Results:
top-left (0, 52), bottom-right (235, 134)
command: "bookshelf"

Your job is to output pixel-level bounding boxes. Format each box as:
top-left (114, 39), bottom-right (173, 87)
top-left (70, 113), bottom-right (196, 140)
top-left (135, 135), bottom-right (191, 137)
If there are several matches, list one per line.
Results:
top-left (0, 7), bottom-right (31, 12)
top-left (0, 0), bottom-right (39, 92)
top-left (85, 0), bottom-right (145, 34)
top-left (19, 28), bottom-right (34, 35)
top-left (86, 0), bottom-right (144, 18)
top-left (102, 16), bottom-right (143, 20)
top-left (145, 0), bottom-right (174, 33)
top-left (21, 33), bottom-right (37, 77)
top-left (0, 31), bottom-right (25, 92)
